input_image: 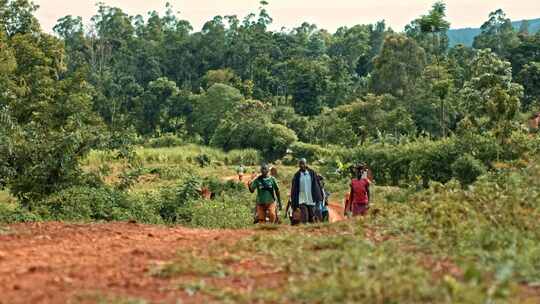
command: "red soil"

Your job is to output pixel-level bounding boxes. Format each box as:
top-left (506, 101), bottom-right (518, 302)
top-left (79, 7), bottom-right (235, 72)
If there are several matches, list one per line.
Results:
top-left (0, 222), bottom-right (252, 304)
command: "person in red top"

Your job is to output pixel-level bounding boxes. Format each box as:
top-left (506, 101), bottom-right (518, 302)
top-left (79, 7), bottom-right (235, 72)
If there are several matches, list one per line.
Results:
top-left (347, 164), bottom-right (372, 216)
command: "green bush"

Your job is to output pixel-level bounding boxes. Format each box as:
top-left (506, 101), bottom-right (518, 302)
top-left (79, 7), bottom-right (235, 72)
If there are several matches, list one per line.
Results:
top-left (35, 186), bottom-right (160, 223)
top-left (0, 203), bottom-right (41, 223)
top-left (336, 133), bottom-right (524, 187)
top-left (211, 119), bottom-right (298, 161)
top-left (452, 154), bottom-right (487, 186)
top-left (147, 134), bottom-right (184, 148)
top-left (190, 195), bottom-right (252, 229)
top-left (225, 149), bottom-right (261, 166)
top-left (158, 176), bottom-right (203, 224)
top-left (289, 142), bottom-right (337, 163)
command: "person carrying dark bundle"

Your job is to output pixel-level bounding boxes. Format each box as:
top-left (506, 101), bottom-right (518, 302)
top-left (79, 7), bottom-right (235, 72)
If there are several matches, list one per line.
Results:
top-left (290, 158), bottom-right (324, 224)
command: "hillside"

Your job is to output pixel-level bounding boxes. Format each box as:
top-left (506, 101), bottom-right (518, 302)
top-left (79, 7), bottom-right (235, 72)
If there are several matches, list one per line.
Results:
top-left (448, 18), bottom-right (540, 46)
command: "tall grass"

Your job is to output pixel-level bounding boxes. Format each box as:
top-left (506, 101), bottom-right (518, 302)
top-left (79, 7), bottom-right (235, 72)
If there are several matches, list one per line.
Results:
top-left (82, 144), bottom-right (261, 169)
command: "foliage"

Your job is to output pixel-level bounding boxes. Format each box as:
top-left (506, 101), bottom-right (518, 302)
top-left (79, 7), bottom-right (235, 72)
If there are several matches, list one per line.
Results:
top-left (190, 195), bottom-right (252, 229)
top-left (451, 154), bottom-right (487, 186)
top-left (0, 4), bottom-right (104, 204)
top-left (458, 49), bottom-right (523, 148)
top-left (473, 9), bottom-right (519, 59)
top-left (35, 185), bottom-right (161, 223)
top-left (371, 33), bottom-right (427, 97)
top-left (211, 100), bottom-right (298, 160)
top-left (189, 83), bottom-right (244, 142)
top-left (288, 142), bottom-right (335, 163)
top-left (517, 61), bottom-right (540, 109)
top-left (158, 175), bottom-right (202, 223)
top-left (146, 134), bottom-right (184, 148)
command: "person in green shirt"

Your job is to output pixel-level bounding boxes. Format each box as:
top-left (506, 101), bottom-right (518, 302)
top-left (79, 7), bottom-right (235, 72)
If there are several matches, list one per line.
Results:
top-left (249, 164), bottom-right (282, 224)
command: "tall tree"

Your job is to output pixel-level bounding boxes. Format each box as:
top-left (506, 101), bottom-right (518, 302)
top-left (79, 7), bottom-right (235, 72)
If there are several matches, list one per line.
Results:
top-left (473, 9), bottom-right (519, 59)
top-left (517, 62), bottom-right (540, 109)
top-left (405, 1), bottom-right (450, 60)
top-left (371, 34), bottom-right (426, 97)
top-left (459, 49), bottom-right (523, 140)
top-left (1, 1), bottom-right (103, 203)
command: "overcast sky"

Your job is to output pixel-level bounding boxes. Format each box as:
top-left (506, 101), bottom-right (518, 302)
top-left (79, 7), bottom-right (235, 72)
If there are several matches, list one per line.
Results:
top-left (34, 0), bottom-right (539, 33)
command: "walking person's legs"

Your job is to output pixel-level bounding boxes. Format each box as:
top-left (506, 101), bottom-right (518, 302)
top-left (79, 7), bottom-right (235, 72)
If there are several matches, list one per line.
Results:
top-left (256, 204), bottom-right (267, 223)
top-left (299, 204), bottom-right (309, 224)
top-left (307, 205), bottom-right (316, 223)
top-left (267, 202), bottom-right (277, 223)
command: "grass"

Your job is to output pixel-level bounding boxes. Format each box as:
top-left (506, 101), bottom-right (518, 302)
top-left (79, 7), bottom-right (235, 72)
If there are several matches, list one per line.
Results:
top-left (71, 292), bottom-right (148, 304)
top-left (0, 191), bottom-right (15, 205)
top-left (83, 145), bottom-right (261, 169)
top-left (141, 156), bottom-right (540, 303)
top-left (150, 252), bottom-right (231, 278)
top-left (153, 218), bottom-right (533, 303)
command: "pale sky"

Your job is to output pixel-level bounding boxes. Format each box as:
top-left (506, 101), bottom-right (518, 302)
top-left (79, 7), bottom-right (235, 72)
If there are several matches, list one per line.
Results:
top-left (34, 0), bottom-right (539, 34)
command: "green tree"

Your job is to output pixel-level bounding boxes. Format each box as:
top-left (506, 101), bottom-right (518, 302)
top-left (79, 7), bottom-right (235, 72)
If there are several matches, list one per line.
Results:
top-left (371, 34), bottom-right (426, 97)
top-left (287, 58), bottom-right (330, 115)
top-left (405, 1), bottom-right (450, 59)
top-left (211, 99), bottom-right (297, 160)
top-left (0, 14), bottom-right (103, 204)
top-left (517, 62), bottom-right (540, 109)
top-left (309, 110), bottom-right (358, 147)
top-left (0, 0), bottom-right (40, 36)
top-left (328, 25), bottom-right (370, 73)
top-left (447, 44), bottom-right (476, 89)
top-left (53, 15), bottom-right (88, 73)
top-left (201, 68), bottom-right (241, 89)
top-left (473, 9), bottom-right (519, 59)
top-left (335, 94), bottom-right (416, 142)
top-left (189, 83), bottom-right (244, 142)
top-left (459, 49), bottom-right (523, 142)
top-left (409, 64), bottom-right (456, 136)
top-left (508, 32), bottom-right (540, 77)
top-left (137, 77), bottom-right (179, 135)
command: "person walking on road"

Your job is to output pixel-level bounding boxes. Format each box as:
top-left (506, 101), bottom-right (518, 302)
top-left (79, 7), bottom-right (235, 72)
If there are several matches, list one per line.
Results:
top-left (249, 164), bottom-right (282, 224)
top-left (346, 164), bottom-right (372, 217)
top-left (318, 175), bottom-right (330, 222)
top-left (290, 158), bottom-right (324, 224)
top-left (236, 164), bottom-right (246, 182)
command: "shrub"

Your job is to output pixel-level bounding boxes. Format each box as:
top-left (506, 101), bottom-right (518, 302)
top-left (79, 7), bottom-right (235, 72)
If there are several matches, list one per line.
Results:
top-left (0, 203), bottom-right (41, 223)
top-left (190, 196), bottom-right (252, 229)
top-left (158, 176), bottom-right (203, 223)
top-left (289, 142), bottom-right (336, 163)
top-left (147, 134), bottom-right (184, 148)
top-left (451, 154), bottom-right (487, 186)
top-left (195, 154), bottom-right (211, 167)
top-left (35, 186), bottom-right (159, 223)
top-left (225, 149), bottom-right (261, 166)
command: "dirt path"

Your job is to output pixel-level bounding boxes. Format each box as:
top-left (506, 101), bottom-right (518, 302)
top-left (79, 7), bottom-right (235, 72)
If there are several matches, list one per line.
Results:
top-left (0, 205), bottom-right (346, 304)
top-left (0, 222), bottom-right (253, 304)
top-left (328, 202), bottom-right (345, 223)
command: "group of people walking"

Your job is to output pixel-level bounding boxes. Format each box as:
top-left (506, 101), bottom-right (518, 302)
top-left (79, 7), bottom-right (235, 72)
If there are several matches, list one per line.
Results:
top-left (247, 159), bottom-right (372, 225)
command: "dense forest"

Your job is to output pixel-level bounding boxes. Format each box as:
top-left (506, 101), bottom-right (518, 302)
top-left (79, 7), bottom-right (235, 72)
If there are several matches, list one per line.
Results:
top-left (1, 0), bottom-right (540, 204)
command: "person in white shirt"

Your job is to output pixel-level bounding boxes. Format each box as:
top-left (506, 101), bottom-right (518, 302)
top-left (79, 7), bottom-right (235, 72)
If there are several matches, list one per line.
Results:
top-left (290, 158), bottom-right (324, 223)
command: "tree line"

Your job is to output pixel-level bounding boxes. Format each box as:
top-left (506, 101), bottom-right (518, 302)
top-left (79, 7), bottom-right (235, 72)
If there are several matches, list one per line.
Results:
top-left (1, 0), bottom-right (539, 202)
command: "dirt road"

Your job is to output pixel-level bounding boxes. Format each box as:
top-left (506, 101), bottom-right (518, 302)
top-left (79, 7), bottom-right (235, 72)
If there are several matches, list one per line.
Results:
top-left (0, 222), bottom-right (253, 304)
top-left (0, 203), bottom-right (346, 304)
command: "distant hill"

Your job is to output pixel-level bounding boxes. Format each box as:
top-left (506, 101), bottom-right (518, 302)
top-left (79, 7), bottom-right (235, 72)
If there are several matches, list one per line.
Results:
top-left (448, 18), bottom-right (540, 47)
